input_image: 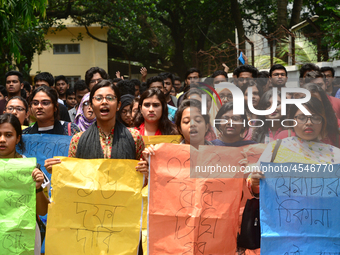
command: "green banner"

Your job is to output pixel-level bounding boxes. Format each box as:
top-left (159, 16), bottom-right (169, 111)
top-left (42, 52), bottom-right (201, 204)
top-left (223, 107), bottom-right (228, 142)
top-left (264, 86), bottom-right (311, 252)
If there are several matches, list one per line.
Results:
top-left (0, 158), bottom-right (36, 255)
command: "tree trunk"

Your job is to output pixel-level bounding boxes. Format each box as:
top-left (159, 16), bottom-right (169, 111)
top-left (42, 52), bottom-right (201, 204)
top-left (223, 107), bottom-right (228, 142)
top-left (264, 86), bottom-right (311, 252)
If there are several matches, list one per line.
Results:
top-left (230, 0), bottom-right (245, 58)
top-left (277, 0), bottom-right (288, 29)
top-left (290, 0), bottom-right (303, 28)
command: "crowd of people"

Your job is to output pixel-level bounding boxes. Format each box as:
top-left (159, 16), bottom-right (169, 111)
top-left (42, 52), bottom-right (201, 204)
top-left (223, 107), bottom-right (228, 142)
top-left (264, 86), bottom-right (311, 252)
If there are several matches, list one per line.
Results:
top-left (1, 62), bottom-right (340, 254)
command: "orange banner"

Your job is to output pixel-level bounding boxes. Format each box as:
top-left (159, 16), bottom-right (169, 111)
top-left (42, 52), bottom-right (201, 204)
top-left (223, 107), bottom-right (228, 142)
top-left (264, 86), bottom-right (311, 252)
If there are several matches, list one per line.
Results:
top-left (148, 144), bottom-right (245, 254)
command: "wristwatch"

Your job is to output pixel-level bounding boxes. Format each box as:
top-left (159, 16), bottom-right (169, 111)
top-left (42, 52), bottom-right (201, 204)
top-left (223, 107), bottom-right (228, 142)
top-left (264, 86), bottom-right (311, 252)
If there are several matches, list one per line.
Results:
top-left (36, 187), bottom-right (43, 193)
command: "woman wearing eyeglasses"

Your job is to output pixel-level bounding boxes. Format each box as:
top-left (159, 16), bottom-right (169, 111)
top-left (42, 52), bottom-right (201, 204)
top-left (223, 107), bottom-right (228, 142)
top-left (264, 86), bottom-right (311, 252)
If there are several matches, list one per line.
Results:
top-left (117, 94), bottom-right (134, 127)
top-left (250, 97), bottom-right (340, 196)
top-left (22, 86), bottom-right (80, 135)
top-left (74, 92), bottom-right (96, 131)
top-left (212, 102), bottom-right (257, 147)
top-left (4, 96), bottom-right (30, 126)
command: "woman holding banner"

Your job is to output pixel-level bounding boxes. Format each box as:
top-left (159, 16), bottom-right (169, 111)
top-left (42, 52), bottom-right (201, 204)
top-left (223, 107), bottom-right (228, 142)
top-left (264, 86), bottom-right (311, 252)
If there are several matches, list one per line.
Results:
top-left (134, 88), bottom-right (177, 136)
top-left (23, 86), bottom-right (80, 135)
top-left (0, 113), bottom-right (49, 255)
top-left (251, 96), bottom-right (340, 196)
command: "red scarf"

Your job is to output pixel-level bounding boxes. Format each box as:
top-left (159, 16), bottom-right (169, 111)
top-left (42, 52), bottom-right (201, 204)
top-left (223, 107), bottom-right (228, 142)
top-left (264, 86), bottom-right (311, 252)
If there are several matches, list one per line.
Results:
top-left (136, 123), bottom-right (162, 136)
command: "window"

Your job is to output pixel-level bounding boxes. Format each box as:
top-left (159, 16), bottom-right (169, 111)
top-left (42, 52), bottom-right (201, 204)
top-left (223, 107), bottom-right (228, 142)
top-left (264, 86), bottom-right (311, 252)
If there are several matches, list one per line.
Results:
top-left (53, 44), bottom-right (80, 54)
top-left (65, 76), bottom-right (81, 87)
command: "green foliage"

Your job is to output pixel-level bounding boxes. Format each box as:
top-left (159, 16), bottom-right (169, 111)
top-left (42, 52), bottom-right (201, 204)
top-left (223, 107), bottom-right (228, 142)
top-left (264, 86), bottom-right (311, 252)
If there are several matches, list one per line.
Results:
top-left (0, 0), bottom-right (48, 79)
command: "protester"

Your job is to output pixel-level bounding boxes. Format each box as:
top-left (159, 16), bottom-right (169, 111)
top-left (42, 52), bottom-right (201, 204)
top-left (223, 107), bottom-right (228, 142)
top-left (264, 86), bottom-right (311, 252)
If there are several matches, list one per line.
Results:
top-left (251, 97), bottom-right (340, 195)
top-left (23, 86), bottom-right (80, 135)
top-left (212, 102), bottom-right (256, 147)
top-left (251, 90), bottom-right (287, 143)
top-left (0, 113), bottom-right (49, 255)
top-left (117, 94), bottom-right (134, 127)
top-left (4, 96), bottom-right (29, 126)
top-left (73, 92), bottom-right (96, 132)
top-left (134, 88), bottom-right (177, 136)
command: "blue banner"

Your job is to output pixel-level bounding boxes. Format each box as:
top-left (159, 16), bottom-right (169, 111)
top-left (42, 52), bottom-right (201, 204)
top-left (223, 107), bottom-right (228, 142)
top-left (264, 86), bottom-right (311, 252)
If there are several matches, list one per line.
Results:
top-left (260, 163), bottom-right (340, 254)
top-left (19, 134), bottom-right (72, 181)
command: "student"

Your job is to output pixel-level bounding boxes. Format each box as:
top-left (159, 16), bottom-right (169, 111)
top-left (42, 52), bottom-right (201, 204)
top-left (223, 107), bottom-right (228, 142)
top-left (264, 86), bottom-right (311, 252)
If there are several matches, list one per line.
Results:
top-left (134, 88), bottom-right (177, 136)
top-left (65, 88), bottom-right (77, 110)
top-left (212, 102), bottom-right (257, 147)
top-left (54, 75), bottom-right (69, 102)
top-left (23, 86), bottom-right (80, 135)
top-left (251, 90), bottom-right (286, 143)
top-left (69, 80), bottom-right (90, 122)
top-left (0, 113), bottom-right (49, 255)
top-left (175, 99), bottom-right (212, 148)
top-left (117, 94), bottom-right (134, 127)
top-left (74, 92), bottom-right (96, 132)
top-left (4, 96), bottom-right (29, 126)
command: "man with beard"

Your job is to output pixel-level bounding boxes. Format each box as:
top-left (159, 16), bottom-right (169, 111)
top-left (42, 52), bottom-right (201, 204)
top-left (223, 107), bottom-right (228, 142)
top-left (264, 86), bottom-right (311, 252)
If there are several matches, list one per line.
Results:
top-left (269, 64), bottom-right (288, 91)
top-left (159, 72), bottom-right (177, 107)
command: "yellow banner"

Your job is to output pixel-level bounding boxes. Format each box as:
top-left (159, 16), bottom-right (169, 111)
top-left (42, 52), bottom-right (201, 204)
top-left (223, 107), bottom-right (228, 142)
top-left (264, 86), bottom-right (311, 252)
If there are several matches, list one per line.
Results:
top-left (142, 135), bottom-right (181, 147)
top-left (45, 157), bottom-right (144, 255)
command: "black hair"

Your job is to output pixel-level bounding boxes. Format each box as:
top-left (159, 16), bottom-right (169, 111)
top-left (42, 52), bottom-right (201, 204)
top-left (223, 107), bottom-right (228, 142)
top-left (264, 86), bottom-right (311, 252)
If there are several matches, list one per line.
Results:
top-left (5, 70), bottom-right (23, 83)
top-left (269, 64), bottom-right (287, 77)
top-left (233, 65), bottom-right (258, 78)
top-left (211, 70), bottom-right (228, 81)
top-left (6, 96), bottom-right (29, 113)
top-left (146, 76), bottom-right (164, 89)
top-left (257, 71), bottom-right (270, 88)
top-left (174, 76), bottom-right (181, 82)
top-left (130, 79), bottom-right (141, 87)
top-left (90, 79), bottom-right (121, 105)
top-left (299, 63), bottom-right (319, 78)
top-left (215, 102), bottom-right (249, 138)
top-left (288, 96), bottom-right (327, 139)
top-left (0, 85), bottom-right (8, 98)
top-left (185, 68), bottom-right (201, 80)
top-left (320, 67), bottom-right (335, 77)
top-left (55, 75), bottom-right (68, 85)
top-left (304, 70), bottom-right (325, 84)
top-left (175, 99), bottom-right (210, 140)
top-left (74, 79), bottom-right (88, 94)
top-left (251, 90), bottom-right (282, 143)
top-left (183, 88), bottom-right (203, 100)
top-left (85, 67), bottom-right (109, 87)
top-left (116, 80), bottom-right (135, 96)
top-left (29, 85), bottom-right (60, 120)
top-left (0, 113), bottom-right (25, 152)
top-left (134, 88), bottom-right (177, 135)
top-left (112, 78), bottom-right (123, 84)
top-left (34, 72), bottom-right (54, 87)
top-left (302, 83), bottom-right (338, 140)
top-left (23, 81), bottom-right (31, 93)
top-left (66, 88), bottom-right (75, 98)
top-left (139, 82), bottom-right (148, 95)
top-left (241, 80), bottom-right (263, 104)
top-left (159, 72), bottom-right (175, 86)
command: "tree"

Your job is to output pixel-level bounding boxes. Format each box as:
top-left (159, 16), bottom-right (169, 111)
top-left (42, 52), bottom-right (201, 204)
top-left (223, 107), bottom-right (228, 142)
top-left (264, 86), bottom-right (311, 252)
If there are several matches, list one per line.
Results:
top-left (0, 0), bottom-right (47, 79)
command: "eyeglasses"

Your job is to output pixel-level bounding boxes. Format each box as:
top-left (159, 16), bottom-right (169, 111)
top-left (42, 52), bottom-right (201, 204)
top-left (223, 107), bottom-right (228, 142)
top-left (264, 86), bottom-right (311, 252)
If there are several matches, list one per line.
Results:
top-left (93, 95), bottom-right (117, 103)
top-left (6, 106), bottom-right (26, 112)
top-left (89, 78), bottom-right (103, 84)
top-left (121, 109), bottom-right (132, 115)
top-left (294, 114), bottom-right (323, 124)
top-left (83, 101), bottom-right (90, 107)
top-left (30, 100), bottom-right (52, 107)
top-left (221, 116), bottom-right (243, 122)
top-left (219, 94), bottom-right (233, 101)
